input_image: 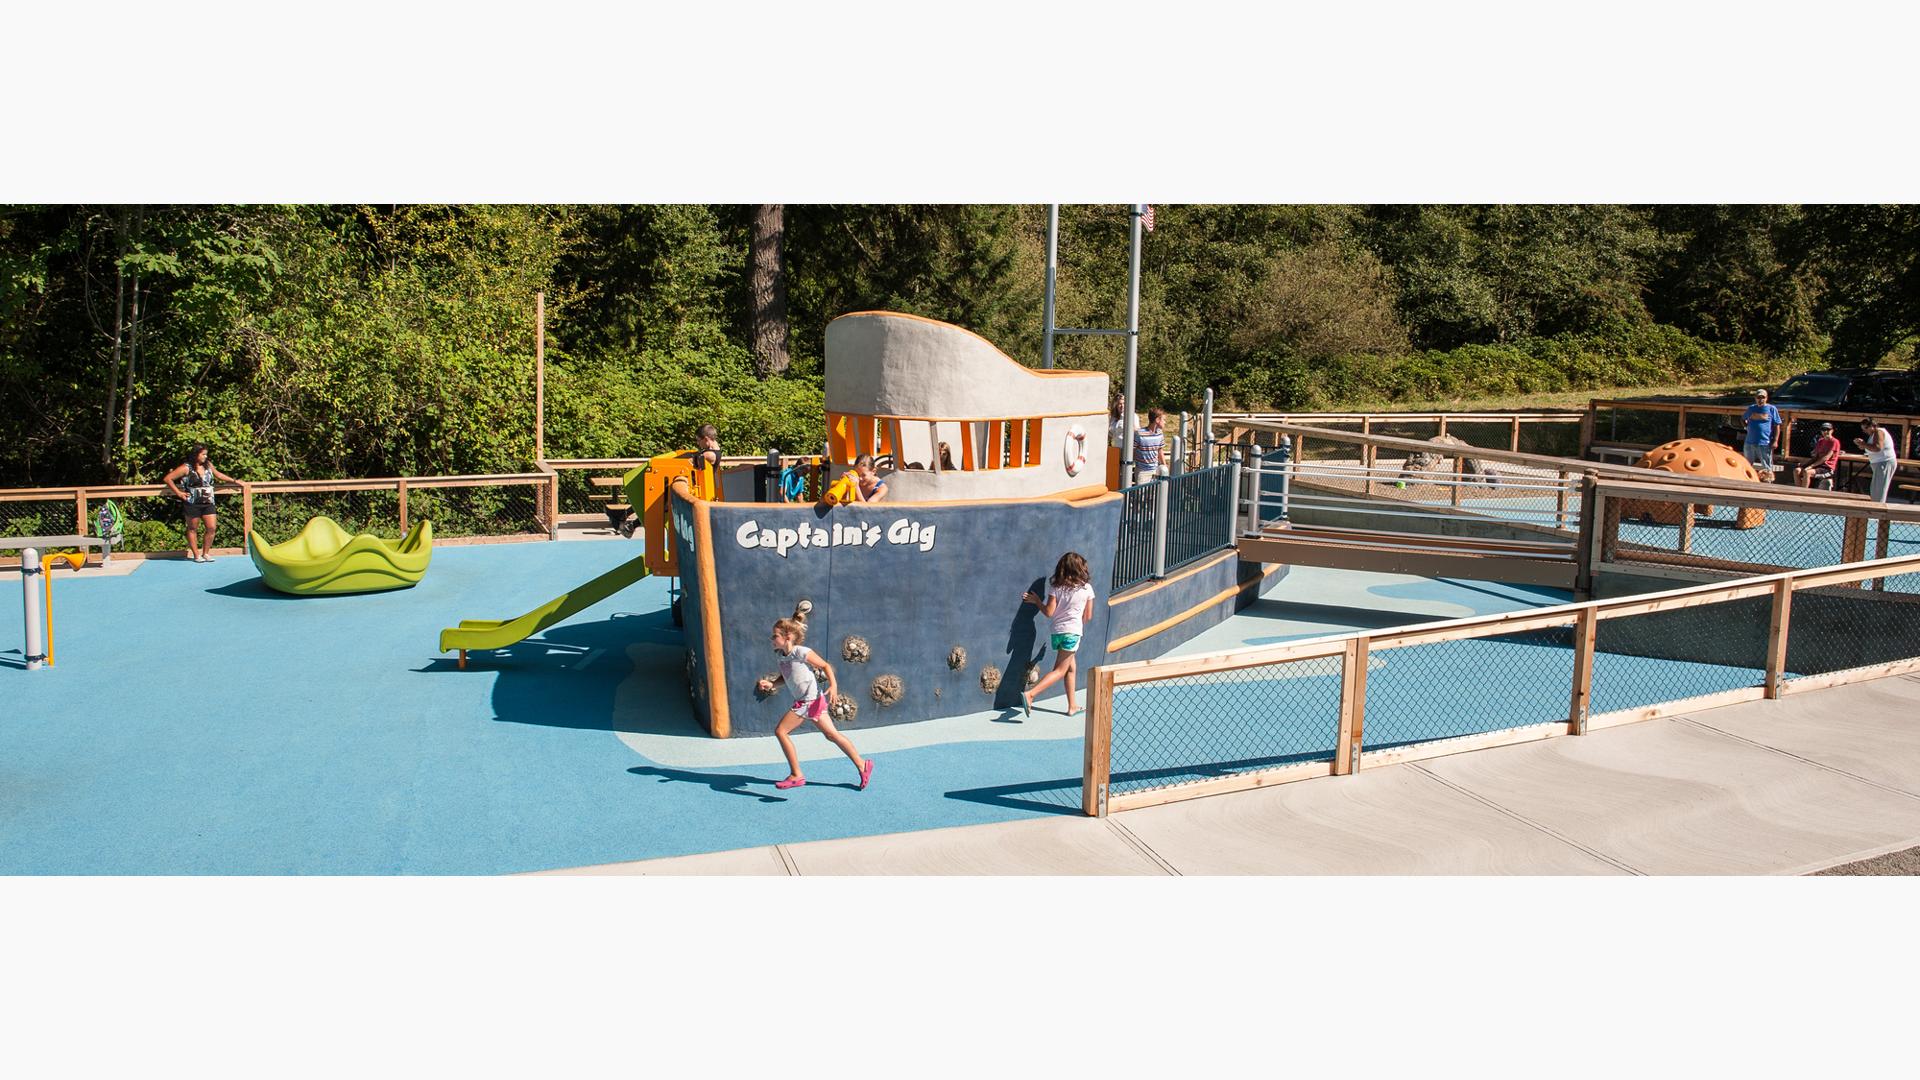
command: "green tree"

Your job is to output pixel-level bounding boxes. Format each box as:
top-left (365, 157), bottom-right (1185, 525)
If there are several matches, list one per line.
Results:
top-left (1806, 204), bottom-right (1920, 367)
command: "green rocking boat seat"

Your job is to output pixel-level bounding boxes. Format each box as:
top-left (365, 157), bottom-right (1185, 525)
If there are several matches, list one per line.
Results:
top-left (248, 516), bottom-right (433, 595)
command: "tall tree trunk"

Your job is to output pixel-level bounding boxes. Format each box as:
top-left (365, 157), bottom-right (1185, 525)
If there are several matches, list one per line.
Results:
top-left (120, 207), bottom-right (144, 461)
top-left (103, 209), bottom-right (127, 464)
top-left (121, 271), bottom-right (139, 453)
top-left (749, 204), bottom-right (790, 378)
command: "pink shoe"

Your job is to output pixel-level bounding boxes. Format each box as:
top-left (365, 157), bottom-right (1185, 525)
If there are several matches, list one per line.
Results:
top-left (858, 758), bottom-right (874, 790)
top-left (774, 776), bottom-right (806, 790)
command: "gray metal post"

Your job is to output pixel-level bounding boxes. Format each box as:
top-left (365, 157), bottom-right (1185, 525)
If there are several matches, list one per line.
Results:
top-left (1120, 204), bottom-right (1143, 482)
top-left (1151, 478), bottom-right (1169, 579)
top-left (1226, 458), bottom-right (1242, 550)
top-left (1278, 436), bottom-right (1294, 523)
top-left (1168, 434), bottom-right (1185, 477)
top-left (1042, 204), bottom-right (1059, 369)
top-left (1201, 388), bottom-right (1214, 468)
top-left (767, 449), bottom-right (781, 501)
top-left (1245, 447), bottom-right (1263, 535)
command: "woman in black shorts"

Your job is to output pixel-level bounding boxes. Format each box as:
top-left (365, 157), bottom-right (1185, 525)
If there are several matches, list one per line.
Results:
top-left (163, 444), bottom-right (240, 562)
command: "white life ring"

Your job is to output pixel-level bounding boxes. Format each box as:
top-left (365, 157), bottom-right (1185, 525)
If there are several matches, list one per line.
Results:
top-left (1063, 425), bottom-right (1088, 476)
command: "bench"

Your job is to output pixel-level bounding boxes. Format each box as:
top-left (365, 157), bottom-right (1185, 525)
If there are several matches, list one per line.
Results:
top-left (1587, 444), bottom-right (1643, 465)
top-left (0, 534), bottom-right (112, 567)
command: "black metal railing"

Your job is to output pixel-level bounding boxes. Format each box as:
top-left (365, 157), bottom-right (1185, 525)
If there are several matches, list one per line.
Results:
top-left (1164, 463), bottom-right (1236, 573)
top-left (1111, 462), bottom-right (1238, 592)
top-left (1112, 480), bottom-right (1160, 592)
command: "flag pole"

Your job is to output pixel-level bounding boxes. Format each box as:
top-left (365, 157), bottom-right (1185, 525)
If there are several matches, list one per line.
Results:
top-left (1042, 205), bottom-right (1059, 370)
top-left (1121, 204), bottom-right (1143, 482)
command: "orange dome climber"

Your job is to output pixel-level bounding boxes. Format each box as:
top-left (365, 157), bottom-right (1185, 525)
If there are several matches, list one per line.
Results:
top-left (1622, 438), bottom-right (1766, 528)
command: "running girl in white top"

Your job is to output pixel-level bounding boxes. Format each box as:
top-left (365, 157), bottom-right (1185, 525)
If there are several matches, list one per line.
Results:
top-left (1021, 552), bottom-right (1097, 717)
top-left (757, 616), bottom-right (872, 791)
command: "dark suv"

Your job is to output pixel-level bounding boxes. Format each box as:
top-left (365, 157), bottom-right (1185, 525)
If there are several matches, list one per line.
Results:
top-left (1771, 369), bottom-right (1918, 413)
top-left (1714, 370), bottom-right (1919, 458)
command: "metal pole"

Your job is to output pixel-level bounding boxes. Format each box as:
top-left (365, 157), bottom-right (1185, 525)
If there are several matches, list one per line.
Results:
top-left (534, 291), bottom-right (545, 463)
top-left (1245, 448), bottom-right (1263, 535)
top-left (1121, 204), bottom-right (1143, 484)
top-left (1151, 478), bottom-right (1169, 579)
top-left (1278, 436), bottom-right (1294, 523)
top-left (1042, 205), bottom-right (1059, 369)
top-left (1201, 388), bottom-right (1214, 468)
top-left (22, 547), bottom-right (44, 671)
top-left (1168, 434), bottom-right (1185, 478)
top-left (1226, 457), bottom-right (1242, 549)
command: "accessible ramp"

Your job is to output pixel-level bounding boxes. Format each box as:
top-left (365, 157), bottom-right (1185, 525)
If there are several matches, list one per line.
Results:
top-left (438, 550), bottom-right (652, 664)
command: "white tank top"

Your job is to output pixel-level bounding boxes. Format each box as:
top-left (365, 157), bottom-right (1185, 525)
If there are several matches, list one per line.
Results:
top-left (1864, 429), bottom-right (1898, 465)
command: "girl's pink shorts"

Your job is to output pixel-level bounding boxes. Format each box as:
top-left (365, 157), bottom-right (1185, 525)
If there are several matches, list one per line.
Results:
top-left (792, 695), bottom-right (830, 722)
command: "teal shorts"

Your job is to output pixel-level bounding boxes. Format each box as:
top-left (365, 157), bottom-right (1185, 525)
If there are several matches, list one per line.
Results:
top-left (1050, 633), bottom-right (1081, 653)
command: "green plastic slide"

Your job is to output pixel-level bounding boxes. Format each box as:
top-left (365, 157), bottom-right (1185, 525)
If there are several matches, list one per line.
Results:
top-left (249, 517), bottom-right (433, 595)
top-left (438, 551), bottom-right (652, 656)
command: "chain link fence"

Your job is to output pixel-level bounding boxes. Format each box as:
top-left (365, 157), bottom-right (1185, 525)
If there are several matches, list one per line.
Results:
top-left (1602, 485), bottom-right (1920, 577)
top-left (406, 481), bottom-right (546, 539)
top-left (1362, 626), bottom-right (1578, 751)
top-left (1, 497), bottom-right (79, 557)
top-left (249, 489), bottom-right (406, 542)
top-left (1589, 595), bottom-right (1772, 717)
top-left (1107, 654), bottom-right (1343, 798)
top-left (1784, 569), bottom-right (1920, 681)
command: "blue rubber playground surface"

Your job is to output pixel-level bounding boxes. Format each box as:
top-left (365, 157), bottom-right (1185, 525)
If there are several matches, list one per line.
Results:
top-left (3, 540), bottom-right (1577, 875)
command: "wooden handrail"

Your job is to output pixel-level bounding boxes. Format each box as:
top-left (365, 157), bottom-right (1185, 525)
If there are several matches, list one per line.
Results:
top-left (1592, 477), bottom-right (1889, 514)
top-left (1100, 548), bottom-right (1920, 685)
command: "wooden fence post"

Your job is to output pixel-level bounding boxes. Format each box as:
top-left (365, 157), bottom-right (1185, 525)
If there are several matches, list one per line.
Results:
top-left (1509, 416), bottom-right (1522, 453)
top-left (1842, 515), bottom-right (1868, 567)
top-left (1568, 608), bottom-right (1597, 734)
top-left (1875, 516), bottom-right (1892, 591)
top-left (1575, 476), bottom-right (1602, 598)
top-left (1451, 457), bottom-right (1464, 507)
top-left (1765, 577), bottom-right (1794, 699)
top-left (1579, 402), bottom-right (1596, 459)
top-left (1083, 667), bottom-right (1115, 816)
top-left (1333, 637), bottom-right (1370, 775)
top-left (1678, 503), bottom-right (1695, 554)
top-left (76, 489), bottom-right (88, 536)
top-left (1362, 417), bottom-right (1374, 495)
top-left (1676, 406), bottom-right (1688, 442)
top-left (241, 483), bottom-right (253, 540)
top-left (398, 478), bottom-right (410, 532)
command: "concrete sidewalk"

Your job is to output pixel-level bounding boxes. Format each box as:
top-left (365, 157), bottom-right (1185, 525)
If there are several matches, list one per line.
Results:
top-left (535, 674), bottom-right (1920, 876)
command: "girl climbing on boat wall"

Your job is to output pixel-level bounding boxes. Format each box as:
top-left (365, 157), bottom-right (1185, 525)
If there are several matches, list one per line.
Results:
top-left (758, 616), bottom-right (873, 791)
top-left (1021, 552), bottom-right (1097, 717)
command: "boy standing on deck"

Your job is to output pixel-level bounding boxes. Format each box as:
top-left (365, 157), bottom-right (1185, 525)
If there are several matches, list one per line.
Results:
top-left (1132, 407), bottom-right (1167, 485)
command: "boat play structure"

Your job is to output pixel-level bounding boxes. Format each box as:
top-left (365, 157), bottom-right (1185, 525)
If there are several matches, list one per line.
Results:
top-left (436, 310), bottom-right (1283, 735)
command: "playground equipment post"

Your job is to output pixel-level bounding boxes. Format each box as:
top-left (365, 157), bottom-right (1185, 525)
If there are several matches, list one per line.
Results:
top-left (20, 548), bottom-right (44, 671)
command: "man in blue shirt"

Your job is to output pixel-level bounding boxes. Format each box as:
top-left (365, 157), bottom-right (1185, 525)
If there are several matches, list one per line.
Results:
top-left (1741, 388), bottom-right (1782, 480)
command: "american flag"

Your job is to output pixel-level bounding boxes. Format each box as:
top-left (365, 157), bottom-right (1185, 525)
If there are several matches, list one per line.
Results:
top-left (1141, 204), bottom-right (1155, 232)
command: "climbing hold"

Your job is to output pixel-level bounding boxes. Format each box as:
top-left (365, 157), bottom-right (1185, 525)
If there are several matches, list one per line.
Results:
top-left (829, 694), bottom-right (858, 725)
top-left (870, 674), bottom-right (904, 707)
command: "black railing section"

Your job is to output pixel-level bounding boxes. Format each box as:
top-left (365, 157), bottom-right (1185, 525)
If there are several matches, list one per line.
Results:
top-left (1111, 462), bottom-right (1239, 593)
top-left (1113, 480), bottom-right (1160, 592)
top-left (1165, 463), bottom-right (1237, 573)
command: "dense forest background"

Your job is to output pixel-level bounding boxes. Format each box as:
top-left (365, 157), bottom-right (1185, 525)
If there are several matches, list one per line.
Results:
top-left (1, 203), bottom-right (1916, 485)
